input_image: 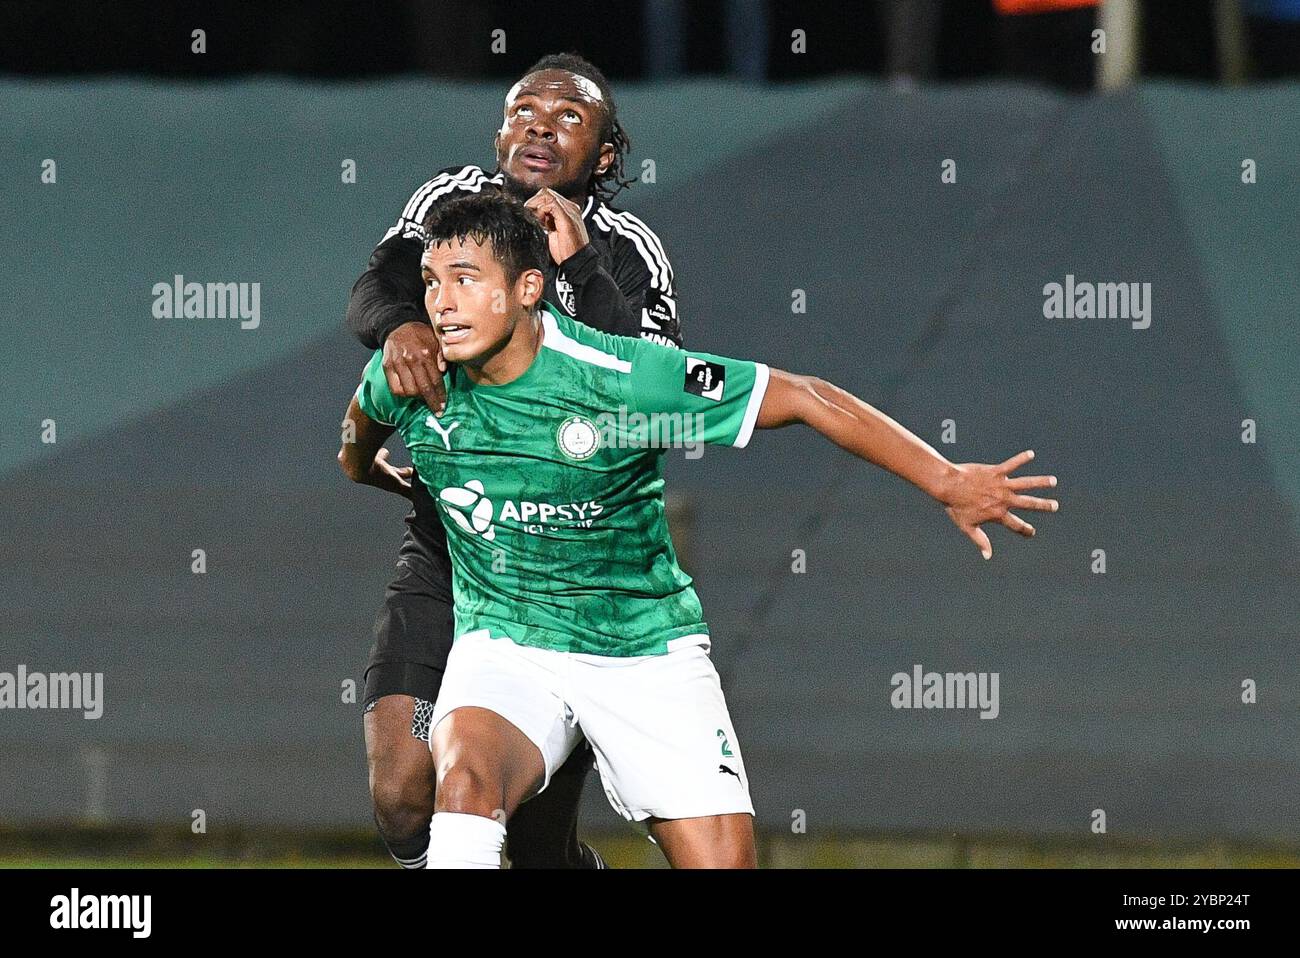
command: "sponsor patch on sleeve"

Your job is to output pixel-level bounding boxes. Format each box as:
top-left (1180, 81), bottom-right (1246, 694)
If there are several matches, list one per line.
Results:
top-left (684, 357), bottom-right (725, 401)
top-left (641, 289), bottom-right (678, 331)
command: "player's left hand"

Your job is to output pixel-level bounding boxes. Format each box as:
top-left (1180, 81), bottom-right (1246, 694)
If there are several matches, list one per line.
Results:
top-left (525, 188), bottom-right (589, 264)
top-left (369, 447), bottom-right (414, 500)
top-left (938, 449), bottom-right (1058, 560)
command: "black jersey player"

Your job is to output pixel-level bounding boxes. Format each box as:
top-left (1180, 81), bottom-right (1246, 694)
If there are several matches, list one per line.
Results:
top-left (345, 53), bottom-right (681, 869)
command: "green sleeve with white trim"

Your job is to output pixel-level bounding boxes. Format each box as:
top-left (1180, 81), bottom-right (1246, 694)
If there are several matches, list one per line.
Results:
top-left (355, 350), bottom-right (409, 428)
top-left (620, 338), bottom-right (770, 448)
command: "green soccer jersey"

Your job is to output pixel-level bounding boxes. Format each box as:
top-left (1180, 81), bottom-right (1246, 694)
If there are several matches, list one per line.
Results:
top-left (355, 302), bottom-right (770, 656)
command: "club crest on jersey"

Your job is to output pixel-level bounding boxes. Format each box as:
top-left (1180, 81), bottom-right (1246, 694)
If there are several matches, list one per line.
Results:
top-left (438, 479), bottom-right (495, 540)
top-left (556, 415), bottom-right (600, 461)
top-left (554, 271), bottom-right (576, 315)
top-left (684, 358), bottom-right (725, 401)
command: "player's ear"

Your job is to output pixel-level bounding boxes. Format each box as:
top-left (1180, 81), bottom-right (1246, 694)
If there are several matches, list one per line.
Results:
top-left (517, 267), bottom-right (545, 308)
top-left (595, 142), bottom-right (614, 177)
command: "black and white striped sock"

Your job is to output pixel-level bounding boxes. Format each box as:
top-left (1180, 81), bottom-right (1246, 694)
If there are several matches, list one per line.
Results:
top-left (385, 834), bottom-right (430, 870)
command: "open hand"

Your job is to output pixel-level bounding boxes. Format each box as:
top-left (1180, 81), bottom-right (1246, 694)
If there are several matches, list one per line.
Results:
top-left (938, 449), bottom-right (1058, 559)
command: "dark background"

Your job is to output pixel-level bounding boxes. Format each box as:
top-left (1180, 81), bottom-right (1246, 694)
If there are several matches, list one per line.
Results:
top-left (2, 0), bottom-right (1294, 83)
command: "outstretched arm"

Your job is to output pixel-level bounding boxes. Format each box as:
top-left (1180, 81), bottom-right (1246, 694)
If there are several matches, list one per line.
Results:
top-left (756, 369), bottom-right (1059, 559)
top-left (338, 396), bottom-right (414, 500)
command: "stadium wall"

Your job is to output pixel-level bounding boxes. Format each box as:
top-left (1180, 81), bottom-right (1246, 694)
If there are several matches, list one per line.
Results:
top-left (1, 78), bottom-right (1296, 838)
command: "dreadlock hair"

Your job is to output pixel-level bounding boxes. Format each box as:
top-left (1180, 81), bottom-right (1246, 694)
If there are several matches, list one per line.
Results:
top-left (519, 52), bottom-right (634, 202)
top-left (420, 192), bottom-right (549, 284)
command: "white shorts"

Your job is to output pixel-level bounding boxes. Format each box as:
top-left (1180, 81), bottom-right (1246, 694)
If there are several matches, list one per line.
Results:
top-left (428, 629), bottom-right (755, 823)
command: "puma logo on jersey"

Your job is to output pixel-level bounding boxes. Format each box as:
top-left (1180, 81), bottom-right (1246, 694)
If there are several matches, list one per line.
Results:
top-left (718, 764), bottom-right (740, 779)
top-left (426, 415), bottom-right (461, 450)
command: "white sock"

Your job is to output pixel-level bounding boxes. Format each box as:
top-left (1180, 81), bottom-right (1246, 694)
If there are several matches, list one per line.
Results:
top-left (426, 812), bottom-right (507, 869)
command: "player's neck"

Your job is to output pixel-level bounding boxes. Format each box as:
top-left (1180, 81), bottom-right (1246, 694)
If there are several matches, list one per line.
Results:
top-left (500, 173), bottom-right (590, 208)
top-left (463, 308), bottom-right (544, 386)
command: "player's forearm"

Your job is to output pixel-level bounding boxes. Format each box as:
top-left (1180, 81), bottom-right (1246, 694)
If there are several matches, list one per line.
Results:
top-left (759, 371), bottom-right (958, 501)
top-left (337, 430), bottom-right (387, 488)
top-left (338, 398), bottom-right (406, 496)
top-left (563, 245), bottom-right (643, 339)
top-left (347, 291), bottom-right (422, 350)
top-left (346, 241), bottom-right (427, 349)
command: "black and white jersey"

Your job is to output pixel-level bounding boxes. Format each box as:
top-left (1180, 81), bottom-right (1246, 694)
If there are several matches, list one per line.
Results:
top-left (347, 164), bottom-right (682, 351)
top-left (346, 165), bottom-right (685, 600)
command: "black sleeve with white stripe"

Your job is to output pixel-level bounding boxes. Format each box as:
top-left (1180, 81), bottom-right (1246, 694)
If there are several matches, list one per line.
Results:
top-left (346, 232), bottom-right (426, 350)
top-left (557, 244), bottom-right (650, 343)
top-left (591, 205), bottom-right (682, 348)
top-left (345, 166), bottom-right (499, 349)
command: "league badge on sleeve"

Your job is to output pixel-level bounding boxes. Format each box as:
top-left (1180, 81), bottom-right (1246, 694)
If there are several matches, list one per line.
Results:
top-left (684, 357), bottom-right (725, 401)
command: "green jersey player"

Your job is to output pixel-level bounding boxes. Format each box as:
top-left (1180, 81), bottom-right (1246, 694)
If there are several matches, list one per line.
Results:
top-left (339, 193), bottom-right (1060, 868)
